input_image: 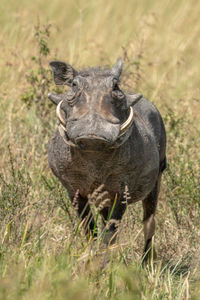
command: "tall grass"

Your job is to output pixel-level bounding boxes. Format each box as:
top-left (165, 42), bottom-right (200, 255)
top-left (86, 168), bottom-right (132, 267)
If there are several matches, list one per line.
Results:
top-left (0, 0), bottom-right (200, 299)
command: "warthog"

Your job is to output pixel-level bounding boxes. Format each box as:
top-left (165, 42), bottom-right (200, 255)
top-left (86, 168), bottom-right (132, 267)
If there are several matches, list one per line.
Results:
top-left (48, 58), bottom-right (166, 261)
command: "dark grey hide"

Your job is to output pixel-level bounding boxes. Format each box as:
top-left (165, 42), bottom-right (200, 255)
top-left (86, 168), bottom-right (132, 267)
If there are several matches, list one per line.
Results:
top-left (48, 58), bottom-right (166, 261)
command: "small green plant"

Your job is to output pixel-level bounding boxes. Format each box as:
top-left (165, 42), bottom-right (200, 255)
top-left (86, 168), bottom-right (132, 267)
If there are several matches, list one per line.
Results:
top-left (21, 21), bottom-right (61, 120)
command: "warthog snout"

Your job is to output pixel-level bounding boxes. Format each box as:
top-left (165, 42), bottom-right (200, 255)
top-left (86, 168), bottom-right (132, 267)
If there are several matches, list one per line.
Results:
top-left (75, 135), bottom-right (111, 151)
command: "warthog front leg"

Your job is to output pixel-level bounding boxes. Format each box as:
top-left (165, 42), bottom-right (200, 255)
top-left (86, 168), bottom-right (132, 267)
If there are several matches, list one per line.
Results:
top-left (142, 174), bottom-right (161, 263)
top-left (73, 193), bottom-right (96, 236)
top-left (101, 197), bottom-right (126, 246)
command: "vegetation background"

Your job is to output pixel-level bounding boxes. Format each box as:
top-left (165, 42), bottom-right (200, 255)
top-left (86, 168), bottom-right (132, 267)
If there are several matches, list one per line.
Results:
top-left (0, 0), bottom-right (200, 298)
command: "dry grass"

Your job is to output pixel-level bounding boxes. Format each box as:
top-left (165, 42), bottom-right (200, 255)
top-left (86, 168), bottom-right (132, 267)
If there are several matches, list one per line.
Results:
top-left (0, 0), bottom-right (200, 299)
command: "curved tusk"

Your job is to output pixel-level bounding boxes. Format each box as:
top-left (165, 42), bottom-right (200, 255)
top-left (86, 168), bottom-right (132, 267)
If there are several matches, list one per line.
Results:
top-left (119, 106), bottom-right (134, 137)
top-left (56, 100), bottom-right (66, 129)
top-left (56, 100), bottom-right (76, 147)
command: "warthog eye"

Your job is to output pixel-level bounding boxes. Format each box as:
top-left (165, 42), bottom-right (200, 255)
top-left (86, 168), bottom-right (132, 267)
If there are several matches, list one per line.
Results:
top-left (72, 80), bottom-right (78, 91)
top-left (66, 85), bottom-right (80, 106)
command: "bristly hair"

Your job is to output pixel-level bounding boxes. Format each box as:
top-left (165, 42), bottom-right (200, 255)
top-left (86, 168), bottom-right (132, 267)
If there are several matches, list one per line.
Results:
top-left (79, 67), bottom-right (112, 77)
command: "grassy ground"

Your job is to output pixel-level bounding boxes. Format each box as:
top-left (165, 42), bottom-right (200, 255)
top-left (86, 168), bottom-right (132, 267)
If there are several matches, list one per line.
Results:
top-left (0, 0), bottom-right (200, 299)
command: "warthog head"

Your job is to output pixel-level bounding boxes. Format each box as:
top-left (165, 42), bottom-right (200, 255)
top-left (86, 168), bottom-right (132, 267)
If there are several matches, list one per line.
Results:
top-left (48, 58), bottom-right (142, 151)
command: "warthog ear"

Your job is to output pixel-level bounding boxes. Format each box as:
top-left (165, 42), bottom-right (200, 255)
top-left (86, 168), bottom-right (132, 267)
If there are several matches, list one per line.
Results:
top-left (111, 57), bottom-right (123, 78)
top-left (50, 61), bottom-right (78, 86)
top-left (126, 93), bottom-right (143, 107)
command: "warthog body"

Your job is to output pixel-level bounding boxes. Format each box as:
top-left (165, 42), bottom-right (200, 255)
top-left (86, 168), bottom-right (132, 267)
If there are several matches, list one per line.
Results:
top-left (48, 58), bottom-right (166, 259)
